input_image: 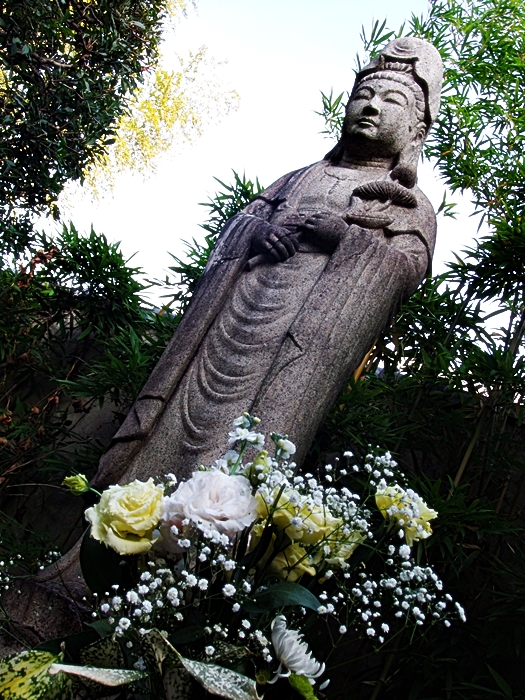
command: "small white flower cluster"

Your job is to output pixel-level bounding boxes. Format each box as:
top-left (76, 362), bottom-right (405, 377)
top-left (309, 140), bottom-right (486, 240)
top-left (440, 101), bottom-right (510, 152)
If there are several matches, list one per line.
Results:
top-left (98, 559), bottom-right (179, 635)
top-left (363, 451), bottom-right (398, 484)
top-left (0, 548), bottom-right (61, 594)
top-left (228, 414), bottom-right (264, 449)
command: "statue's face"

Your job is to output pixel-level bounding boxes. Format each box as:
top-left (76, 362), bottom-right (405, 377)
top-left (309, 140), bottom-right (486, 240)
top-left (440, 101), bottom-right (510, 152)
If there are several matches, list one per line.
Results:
top-left (344, 77), bottom-right (422, 157)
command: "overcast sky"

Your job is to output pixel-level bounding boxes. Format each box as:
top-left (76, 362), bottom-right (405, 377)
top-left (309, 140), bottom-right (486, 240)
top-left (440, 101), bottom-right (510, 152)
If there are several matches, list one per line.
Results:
top-left (54, 0), bottom-right (481, 296)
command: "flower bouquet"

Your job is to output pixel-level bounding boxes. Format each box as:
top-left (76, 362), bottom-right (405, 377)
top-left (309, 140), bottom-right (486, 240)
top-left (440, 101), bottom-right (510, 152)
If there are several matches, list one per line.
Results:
top-left (0, 414), bottom-right (465, 699)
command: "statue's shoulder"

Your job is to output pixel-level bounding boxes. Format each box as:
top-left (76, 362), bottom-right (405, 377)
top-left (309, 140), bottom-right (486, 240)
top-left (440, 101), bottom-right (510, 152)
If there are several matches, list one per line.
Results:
top-left (412, 183), bottom-right (436, 217)
top-left (412, 184), bottom-right (438, 239)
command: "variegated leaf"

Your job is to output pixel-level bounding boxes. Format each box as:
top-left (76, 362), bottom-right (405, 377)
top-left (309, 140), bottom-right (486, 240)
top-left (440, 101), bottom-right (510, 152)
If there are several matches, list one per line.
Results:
top-left (0, 650), bottom-right (72, 700)
top-left (79, 635), bottom-right (124, 669)
top-left (139, 630), bottom-right (191, 700)
top-left (163, 667), bottom-right (193, 700)
top-left (141, 629), bottom-right (180, 672)
top-left (177, 654), bottom-right (262, 700)
top-left (49, 663), bottom-right (146, 687)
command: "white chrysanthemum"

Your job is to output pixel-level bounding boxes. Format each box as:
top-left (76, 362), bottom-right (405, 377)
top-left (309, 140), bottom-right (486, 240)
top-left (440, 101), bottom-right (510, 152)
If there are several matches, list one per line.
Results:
top-left (270, 616), bottom-right (325, 681)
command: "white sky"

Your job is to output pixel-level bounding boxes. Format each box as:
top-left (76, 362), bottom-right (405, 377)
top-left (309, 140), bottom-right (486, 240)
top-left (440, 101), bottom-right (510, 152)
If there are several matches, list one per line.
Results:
top-left (53, 0), bottom-right (482, 296)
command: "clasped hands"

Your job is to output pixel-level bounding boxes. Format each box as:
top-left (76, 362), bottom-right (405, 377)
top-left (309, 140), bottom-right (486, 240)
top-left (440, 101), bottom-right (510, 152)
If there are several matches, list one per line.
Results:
top-left (250, 211), bottom-right (348, 263)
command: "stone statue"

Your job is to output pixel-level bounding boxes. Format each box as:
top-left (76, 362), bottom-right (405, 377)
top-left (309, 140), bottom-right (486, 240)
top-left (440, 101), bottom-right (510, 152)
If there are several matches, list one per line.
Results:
top-left (92, 36), bottom-right (443, 489)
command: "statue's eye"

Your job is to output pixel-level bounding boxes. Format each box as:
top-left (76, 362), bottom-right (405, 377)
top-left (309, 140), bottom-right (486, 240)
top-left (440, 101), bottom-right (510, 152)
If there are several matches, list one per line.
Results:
top-left (383, 93), bottom-right (407, 106)
top-left (353, 89), bottom-right (373, 101)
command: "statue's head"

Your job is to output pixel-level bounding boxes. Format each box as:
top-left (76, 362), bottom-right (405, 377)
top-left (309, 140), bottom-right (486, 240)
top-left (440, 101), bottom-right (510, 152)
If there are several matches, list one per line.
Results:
top-left (326, 37), bottom-right (443, 187)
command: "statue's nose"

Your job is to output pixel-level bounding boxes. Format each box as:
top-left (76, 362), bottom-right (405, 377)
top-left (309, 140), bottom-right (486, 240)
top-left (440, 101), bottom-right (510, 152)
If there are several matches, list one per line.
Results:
top-left (363, 99), bottom-right (380, 115)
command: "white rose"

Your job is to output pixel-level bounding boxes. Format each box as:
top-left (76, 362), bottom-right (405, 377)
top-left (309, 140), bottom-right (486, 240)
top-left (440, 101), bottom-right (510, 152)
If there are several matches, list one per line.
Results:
top-left (161, 470), bottom-right (258, 546)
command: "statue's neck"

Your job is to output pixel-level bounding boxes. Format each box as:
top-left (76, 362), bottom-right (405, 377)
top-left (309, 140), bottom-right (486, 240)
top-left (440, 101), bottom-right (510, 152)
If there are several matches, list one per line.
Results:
top-left (339, 153), bottom-right (395, 171)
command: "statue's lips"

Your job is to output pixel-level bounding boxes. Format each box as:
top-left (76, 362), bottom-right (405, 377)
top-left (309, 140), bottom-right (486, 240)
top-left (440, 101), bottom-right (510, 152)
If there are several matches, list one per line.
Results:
top-left (355, 118), bottom-right (378, 128)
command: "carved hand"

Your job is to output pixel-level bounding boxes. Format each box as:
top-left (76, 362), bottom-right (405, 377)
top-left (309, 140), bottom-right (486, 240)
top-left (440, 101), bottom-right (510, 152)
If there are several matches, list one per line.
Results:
top-left (303, 211), bottom-right (348, 250)
top-left (250, 221), bottom-right (299, 262)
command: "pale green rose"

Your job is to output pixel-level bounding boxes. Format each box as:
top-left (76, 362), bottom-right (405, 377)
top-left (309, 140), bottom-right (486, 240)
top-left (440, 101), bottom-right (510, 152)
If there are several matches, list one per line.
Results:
top-left (85, 478), bottom-right (163, 555)
top-left (376, 484), bottom-right (438, 546)
top-left (62, 473), bottom-right (90, 495)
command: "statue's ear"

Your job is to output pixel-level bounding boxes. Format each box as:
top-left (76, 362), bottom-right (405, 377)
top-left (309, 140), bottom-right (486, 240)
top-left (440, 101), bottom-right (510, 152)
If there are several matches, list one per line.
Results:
top-left (391, 126), bottom-right (426, 188)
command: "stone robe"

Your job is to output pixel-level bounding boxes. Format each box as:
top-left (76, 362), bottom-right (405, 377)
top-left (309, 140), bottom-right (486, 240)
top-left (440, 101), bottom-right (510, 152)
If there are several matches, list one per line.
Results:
top-left (92, 160), bottom-right (436, 490)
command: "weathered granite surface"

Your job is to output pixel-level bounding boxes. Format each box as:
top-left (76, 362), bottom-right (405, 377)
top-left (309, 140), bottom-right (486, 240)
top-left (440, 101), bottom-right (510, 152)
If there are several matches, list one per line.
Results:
top-left (92, 37), bottom-right (444, 489)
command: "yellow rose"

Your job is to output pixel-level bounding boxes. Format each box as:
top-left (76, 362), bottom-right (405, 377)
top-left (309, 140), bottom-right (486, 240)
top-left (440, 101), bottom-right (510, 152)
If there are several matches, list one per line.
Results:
top-left (85, 478), bottom-right (163, 555)
top-left (248, 525), bottom-right (317, 582)
top-left (376, 485), bottom-right (437, 546)
top-left (298, 504), bottom-right (343, 546)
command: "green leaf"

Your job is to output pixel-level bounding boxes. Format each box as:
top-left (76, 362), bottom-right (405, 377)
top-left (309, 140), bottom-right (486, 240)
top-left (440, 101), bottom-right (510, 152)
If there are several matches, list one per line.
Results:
top-left (36, 629), bottom-right (100, 661)
top-left (138, 631), bottom-right (194, 700)
top-left (0, 650), bottom-right (72, 700)
top-left (177, 653), bottom-right (262, 700)
top-left (85, 619), bottom-right (115, 639)
top-left (289, 674), bottom-right (319, 699)
top-left (487, 665), bottom-right (513, 699)
top-left (163, 667), bottom-right (193, 700)
top-left (49, 663), bottom-right (146, 686)
top-left (213, 642), bottom-right (254, 664)
top-left (141, 629), bottom-right (178, 673)
top-left (243, 582), bottom-right (321, 613)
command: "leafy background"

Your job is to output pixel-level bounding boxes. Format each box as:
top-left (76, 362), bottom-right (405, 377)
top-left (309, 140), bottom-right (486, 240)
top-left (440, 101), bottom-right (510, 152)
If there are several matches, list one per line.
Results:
top-left (1, 0), bottom-right (525, 698)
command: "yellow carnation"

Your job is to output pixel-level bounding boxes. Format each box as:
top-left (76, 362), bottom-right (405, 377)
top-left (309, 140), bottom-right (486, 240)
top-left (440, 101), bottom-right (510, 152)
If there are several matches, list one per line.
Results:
top-left (256, 489), bottom-right (344, 546)
top-left (267, 541), bottom-right (317, 582)
top-left (85, 478), bottom-right (163, 555)
top-left (376, 484), bottom-right (437, 546)
top-left (325, 531), bottom-right (365, 567)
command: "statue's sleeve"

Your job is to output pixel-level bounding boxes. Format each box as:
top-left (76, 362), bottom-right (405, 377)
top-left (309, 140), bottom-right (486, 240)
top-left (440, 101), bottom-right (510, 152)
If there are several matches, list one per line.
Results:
top-left (204, 168), bottom-right (303, 270)
top-left (383, 188), bottom-right (437, 296)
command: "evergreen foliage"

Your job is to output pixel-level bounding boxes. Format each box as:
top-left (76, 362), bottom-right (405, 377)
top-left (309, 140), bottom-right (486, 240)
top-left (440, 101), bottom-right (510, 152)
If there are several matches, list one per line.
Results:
top-left (0, 0), bottom-right (174, 254)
